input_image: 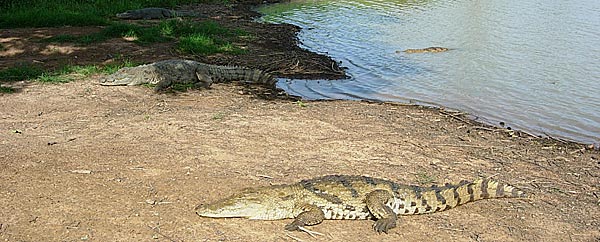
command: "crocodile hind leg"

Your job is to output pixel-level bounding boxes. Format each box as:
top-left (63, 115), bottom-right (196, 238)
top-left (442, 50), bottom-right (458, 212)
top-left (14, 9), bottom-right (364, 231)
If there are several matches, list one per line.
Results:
top-left (154, 79), bottom-right (173, 92)
top-left (285, 204), bottom-right (325, 231)
top-left (365, 189), bottom-right (397, 233)
top-left (194, 69), bottom-right (213, 88)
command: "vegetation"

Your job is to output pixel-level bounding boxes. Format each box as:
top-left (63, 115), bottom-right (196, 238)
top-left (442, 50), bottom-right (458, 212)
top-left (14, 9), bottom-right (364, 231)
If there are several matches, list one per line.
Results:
top-left (41, 19), bottom-right (245, 55)
top-left (0, 60), bottom-right (136, 85)
top-left (0, 0), bottom-right (244, 92)
top-left (0, 86), bottom-right (15, 93)
top-left (0, 64), bottom-right (44, 82)
top-left (41, 22), bottom-right (171, 45)
top-left (0, 0), bottom-right (216, 28)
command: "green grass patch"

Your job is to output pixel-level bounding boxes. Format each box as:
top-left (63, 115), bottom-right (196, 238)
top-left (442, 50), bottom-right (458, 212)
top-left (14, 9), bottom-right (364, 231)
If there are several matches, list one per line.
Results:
top-left (0, 60), bottom-right (137, 86)
top-left (40, 19), bottom-right (245, 55)
top-left (162, 20), bottom-right (246, 54)
top-left (101, 59), bottom-right (138, 74)
top-left (41, 23), bottom-right (172, 45)
top-left (160, 19), bottom-right (236, 37)
top-left (178, 33), bottom-right (244, 55)
top-left (0, 43), bottom-right (6, 51)
top-left (0, 85), bottom-right (16, 93)
top-left (36, 64), bottom-right (104, 83)
top-left (177, 34), bottom-right (221, 55)
top-left (0, 64), bottom-right (44, 82)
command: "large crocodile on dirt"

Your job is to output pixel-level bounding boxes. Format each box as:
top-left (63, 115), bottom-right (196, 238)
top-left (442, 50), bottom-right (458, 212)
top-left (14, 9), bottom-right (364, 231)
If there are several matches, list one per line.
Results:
top-left (195, 175), bottom-right (526, 234)
top-left (116, 8), bottom-right (200, 20)
top-left (99, 59), bottom-right (276, 91)
top-left (399, 47), bottom-right (450, 53)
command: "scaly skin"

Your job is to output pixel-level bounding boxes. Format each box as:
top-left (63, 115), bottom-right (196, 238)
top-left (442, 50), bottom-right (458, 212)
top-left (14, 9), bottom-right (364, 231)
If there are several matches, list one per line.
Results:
top-left (99, 59), bottom-right (276, 91)
top-left (195, 175), bottom-right (526, 233)
top-left (401, 47), bottom-right (449, 53)
top-left (116, 8), bottom-right (199, 20)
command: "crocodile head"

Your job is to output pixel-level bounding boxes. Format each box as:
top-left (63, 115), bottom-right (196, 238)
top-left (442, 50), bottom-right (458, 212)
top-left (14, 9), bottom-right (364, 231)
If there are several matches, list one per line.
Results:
top-left (116, 10), bottom-right (143, 19)
top-left (195, 185), bottom-right (298, 220)
top-left (99, 66), bottom-right (155, 86)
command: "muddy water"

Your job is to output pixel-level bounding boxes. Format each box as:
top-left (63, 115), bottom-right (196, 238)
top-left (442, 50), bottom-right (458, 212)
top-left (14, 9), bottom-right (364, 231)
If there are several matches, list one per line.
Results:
top-left (259, 0), bottom-right (600, 144)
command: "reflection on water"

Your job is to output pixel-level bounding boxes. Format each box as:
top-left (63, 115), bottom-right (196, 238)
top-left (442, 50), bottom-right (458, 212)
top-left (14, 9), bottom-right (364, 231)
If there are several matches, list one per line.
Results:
top-left (259, 0), bottom-right (600, 144)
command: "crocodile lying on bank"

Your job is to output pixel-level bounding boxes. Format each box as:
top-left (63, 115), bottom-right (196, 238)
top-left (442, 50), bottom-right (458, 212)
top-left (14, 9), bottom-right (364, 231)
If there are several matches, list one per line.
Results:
top-left (195, 175), bottom-right (526, 233)
top-left (99, 59), bottom-right (276, 91)
top-left (399, 47), bottom-right (450, 53)
top-left (116, 8), bottom-right (200, 20)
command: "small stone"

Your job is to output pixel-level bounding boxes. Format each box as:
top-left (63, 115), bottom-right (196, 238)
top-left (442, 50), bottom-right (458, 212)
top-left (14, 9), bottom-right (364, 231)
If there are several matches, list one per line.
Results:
top-left (71, 170), bottom-right (92, 174)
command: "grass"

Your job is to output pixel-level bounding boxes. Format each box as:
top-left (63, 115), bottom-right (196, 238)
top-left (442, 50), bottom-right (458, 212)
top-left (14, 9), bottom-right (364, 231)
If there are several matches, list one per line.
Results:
top-left (3, 0), bottom-right (246, 55)
top-left (0, 60), bottom-right (137, 85)
top-left (166, 20), bottom-right (246, 55)
top-left (0, 86), bottom-right (16, 93)
top-left (41, 19), bottom-right (245, 55)
top-left (0, 64), bottom-right (44, 82)
top-left (0, 43), bottom-right (6, 51)
top-left (41, 23), bottom-right (172, 45)
top-left (0, 0), bottom-right (220, 28)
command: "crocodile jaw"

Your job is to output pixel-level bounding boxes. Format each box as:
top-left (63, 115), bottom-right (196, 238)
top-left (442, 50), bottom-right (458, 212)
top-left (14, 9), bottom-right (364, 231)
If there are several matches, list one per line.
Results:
top-left (99, 76), bottom-right (133, 86)
top-left (195, 187), bottom-right (298, 220)
top-left (196, 202), bottom-right (271, 219)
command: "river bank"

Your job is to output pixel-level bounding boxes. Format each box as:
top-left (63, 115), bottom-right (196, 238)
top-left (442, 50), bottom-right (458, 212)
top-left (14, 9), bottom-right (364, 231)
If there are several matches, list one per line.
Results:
top-left (0, 1), bottom-right (599, 241)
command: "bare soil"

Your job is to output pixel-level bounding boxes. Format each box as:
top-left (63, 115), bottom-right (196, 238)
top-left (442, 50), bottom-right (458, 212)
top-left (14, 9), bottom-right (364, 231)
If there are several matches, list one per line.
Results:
top-left (1, 2), bottom-right (599, 242)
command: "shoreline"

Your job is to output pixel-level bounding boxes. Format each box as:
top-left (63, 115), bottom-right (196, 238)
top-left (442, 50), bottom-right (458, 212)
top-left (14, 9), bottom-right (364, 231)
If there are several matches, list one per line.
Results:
top-left (0, 1), bottom-right (599, 240)
top-left (0, 1), bottom-right (595, 148)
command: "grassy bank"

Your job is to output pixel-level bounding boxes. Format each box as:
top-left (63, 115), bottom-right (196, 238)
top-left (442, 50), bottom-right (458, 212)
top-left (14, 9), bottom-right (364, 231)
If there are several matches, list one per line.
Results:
top-left (0, 0), bottom-right (218, 28)
top-left (0, 61), bottom-right (137, 93)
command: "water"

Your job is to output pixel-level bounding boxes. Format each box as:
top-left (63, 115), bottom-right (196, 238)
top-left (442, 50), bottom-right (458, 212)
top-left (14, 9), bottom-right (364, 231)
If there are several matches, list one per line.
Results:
top-left (259, 0), bottom-right (600, 144)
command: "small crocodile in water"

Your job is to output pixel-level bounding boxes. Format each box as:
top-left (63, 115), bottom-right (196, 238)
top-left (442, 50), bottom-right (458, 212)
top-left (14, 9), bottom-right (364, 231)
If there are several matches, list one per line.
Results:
top-left (99, 59), bottom-right (276, 91)
top-left (116, 8), bottom-right (200, 20)
top-left (195, 175), bottom-right (526, 234)
top-left (398, 47), bottom-right (450, 53)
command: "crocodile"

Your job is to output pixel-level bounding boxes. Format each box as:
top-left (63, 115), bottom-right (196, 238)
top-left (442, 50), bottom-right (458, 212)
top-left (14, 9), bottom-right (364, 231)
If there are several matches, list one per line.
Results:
top-left (399, 47), bottom-right (450, 53)
top-left (99, 59), bottom-right (276, 92)
top-left (195, 175), bottom-right (526, 234)
top-left (116, 8), bottom-right (200, 20)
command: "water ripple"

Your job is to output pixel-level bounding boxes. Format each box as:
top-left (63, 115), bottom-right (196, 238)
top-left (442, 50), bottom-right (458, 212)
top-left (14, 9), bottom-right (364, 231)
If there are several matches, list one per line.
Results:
top-left (263, 0), bottom-right (600, 144)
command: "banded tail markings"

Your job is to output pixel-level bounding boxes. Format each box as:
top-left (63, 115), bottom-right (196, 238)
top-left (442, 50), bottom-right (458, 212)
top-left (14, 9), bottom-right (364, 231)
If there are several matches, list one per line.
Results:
top-left (398, 177), bottom-right (526, 215)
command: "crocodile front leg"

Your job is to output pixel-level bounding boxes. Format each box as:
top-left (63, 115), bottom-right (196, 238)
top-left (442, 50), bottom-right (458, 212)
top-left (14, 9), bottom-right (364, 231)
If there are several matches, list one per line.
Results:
top-left (284, 204), bottom-right (325, 231)
top-left (365, 189), bottom-right (397, 233)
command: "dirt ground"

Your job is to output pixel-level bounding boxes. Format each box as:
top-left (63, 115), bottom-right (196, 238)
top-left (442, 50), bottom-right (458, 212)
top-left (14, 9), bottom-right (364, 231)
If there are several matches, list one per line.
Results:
top-left (1, 2), bottom-right (599, 242)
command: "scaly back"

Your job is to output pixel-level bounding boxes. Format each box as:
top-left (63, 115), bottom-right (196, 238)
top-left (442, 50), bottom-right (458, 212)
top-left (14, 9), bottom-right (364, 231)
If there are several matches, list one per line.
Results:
top-left (202, 64), bottom-right (277, 88)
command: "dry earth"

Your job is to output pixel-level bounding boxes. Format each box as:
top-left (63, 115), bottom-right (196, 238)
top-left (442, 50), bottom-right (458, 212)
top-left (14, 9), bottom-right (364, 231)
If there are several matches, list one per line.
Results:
top-left (1, 2), bottom-right (600, 242)
top-left (1, 80), bottom-right (599, 241)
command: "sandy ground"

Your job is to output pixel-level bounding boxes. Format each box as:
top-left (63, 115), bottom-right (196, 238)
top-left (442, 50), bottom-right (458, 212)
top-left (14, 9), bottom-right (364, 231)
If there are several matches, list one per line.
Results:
top-left (1, 2), bottom-right (599, 242)
top-left (0, 79), bottom-right (599, 241)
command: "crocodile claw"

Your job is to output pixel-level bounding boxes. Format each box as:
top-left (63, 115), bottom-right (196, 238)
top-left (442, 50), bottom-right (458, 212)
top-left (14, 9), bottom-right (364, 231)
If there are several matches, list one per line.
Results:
top-left (284, 221), bottom-right (301, 231)
top-left (373, 217), bottom-right (396, 234)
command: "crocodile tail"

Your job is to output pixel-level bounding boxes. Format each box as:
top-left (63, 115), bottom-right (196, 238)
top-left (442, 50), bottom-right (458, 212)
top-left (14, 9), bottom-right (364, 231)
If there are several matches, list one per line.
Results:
top-left (212, 66), bottom-right (276, 88)
top-left (404, 178), bottom-right (526, 215)
top-left (241, 69), bottom-right (276, 87)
